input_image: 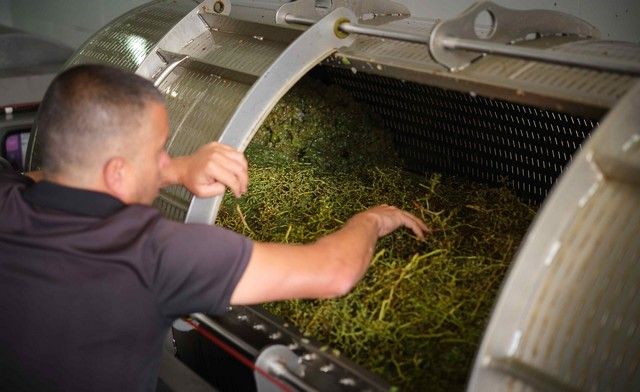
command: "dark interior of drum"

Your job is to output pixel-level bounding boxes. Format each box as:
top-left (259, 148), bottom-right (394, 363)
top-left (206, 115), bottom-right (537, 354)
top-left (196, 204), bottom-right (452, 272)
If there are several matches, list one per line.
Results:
top-left (316, 66), bottom-right (599, 205)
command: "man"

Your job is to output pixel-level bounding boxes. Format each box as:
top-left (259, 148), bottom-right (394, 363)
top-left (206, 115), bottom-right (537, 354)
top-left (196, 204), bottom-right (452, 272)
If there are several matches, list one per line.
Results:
top-left (0, 65), bottom-right (428, 391)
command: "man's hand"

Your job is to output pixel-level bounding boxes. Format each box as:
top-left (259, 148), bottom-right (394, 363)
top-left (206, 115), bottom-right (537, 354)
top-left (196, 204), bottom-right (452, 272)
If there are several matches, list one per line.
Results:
top-left (167, 142), bottom-right (248, 198)
top-left (356, 204), bottom-right (429, 239)
top-left (230, 204), bottom-right (430, 304)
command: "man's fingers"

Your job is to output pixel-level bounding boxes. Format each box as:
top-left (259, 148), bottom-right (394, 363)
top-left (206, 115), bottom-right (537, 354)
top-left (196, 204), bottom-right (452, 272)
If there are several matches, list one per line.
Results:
top-left (218, 149), bottom-right (248, 172)
top-left (206, 143), bottom-right (248, 170)
top-left (192, 182), bottom-right (226, 198)
top-left (178, 142), bottom-right (249, 197)
top-left (208, 141), bottom-right (236, 153)
top-left (402, 211), bottom-right (430, 233)
top-left (209, 159), bottom-right (248, 197)
top-left (400, 211), bottom-right (428, 239)
top-left (365, 204), bottom-right (430, 240)
top-left (206, 153), bottom-right (248, 195)
top-left (207, 166), bottom-right (243, 197)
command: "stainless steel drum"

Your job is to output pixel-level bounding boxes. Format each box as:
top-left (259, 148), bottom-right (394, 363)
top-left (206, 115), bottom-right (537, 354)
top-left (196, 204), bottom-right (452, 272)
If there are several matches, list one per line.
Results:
top-left (26, 1), bottom-right (640, 390)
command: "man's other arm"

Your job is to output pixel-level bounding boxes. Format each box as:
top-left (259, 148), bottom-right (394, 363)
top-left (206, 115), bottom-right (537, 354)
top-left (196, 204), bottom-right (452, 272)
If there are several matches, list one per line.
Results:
top-left (230, 205), bottom-right (429, 304)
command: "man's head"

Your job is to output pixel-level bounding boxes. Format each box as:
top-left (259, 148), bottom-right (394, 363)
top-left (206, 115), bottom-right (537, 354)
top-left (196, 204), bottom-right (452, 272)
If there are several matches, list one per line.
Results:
top-left (37, 64), bottom-right (170, 204)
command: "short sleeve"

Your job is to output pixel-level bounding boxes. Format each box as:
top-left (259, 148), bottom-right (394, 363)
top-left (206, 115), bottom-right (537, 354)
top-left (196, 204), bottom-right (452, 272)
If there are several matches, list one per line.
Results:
top-left (147, 218), bottom-right (253, 318)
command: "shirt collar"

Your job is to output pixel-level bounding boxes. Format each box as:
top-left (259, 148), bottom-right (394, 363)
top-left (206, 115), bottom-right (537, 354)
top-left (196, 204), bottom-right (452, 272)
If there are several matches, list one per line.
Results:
top-left (22, 181), bottom-right (125, 217)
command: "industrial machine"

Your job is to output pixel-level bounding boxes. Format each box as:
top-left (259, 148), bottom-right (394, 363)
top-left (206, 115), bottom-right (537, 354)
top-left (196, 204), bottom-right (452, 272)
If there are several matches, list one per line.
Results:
top-left (25, 0), bottom-right (640, 390)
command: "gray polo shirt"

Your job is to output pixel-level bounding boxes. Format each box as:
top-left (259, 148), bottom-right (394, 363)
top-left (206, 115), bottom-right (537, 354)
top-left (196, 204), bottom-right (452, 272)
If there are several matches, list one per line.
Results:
top-left (0, 158), bottom-right (253, 391)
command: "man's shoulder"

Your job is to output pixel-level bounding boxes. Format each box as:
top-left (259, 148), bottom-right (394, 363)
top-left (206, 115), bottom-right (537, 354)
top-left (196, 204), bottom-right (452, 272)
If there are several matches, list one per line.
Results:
top-left (143, 211), bottom-right (251, 254)
top-left (118, 206), bottom-right (201, 244)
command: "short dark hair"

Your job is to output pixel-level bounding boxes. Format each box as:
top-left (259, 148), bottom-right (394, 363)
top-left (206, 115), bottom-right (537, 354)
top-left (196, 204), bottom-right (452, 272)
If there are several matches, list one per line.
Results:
top-left (37, 64), bottom-right (164, 175)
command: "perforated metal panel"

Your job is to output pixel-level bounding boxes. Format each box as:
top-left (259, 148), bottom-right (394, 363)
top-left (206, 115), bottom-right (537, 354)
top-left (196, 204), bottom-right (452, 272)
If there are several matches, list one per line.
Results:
top-left (461, 38), bottom-right (640, 111)
top-left (334, 32), bottom-right (640, 119)
top-left (320, 66), bottom-right (598, 204)
top-left (65, 0), bottom-right (195, 71)
top-left (180, 19), bottom-right (297, 78)
top-left (468, 80), bottom-right (640, 392)
top-left (154, 66), bottom-right (251, 221)
top-left (513, 180), bottom-right (640, 391)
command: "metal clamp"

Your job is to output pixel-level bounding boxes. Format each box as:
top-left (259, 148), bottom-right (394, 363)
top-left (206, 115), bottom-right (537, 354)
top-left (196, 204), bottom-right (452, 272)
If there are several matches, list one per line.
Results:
top-left (429, 1), bottom-right (600, 71)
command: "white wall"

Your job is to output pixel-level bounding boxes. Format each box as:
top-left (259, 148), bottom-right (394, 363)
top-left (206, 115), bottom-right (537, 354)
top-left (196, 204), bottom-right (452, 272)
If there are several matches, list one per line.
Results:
top-left (5, 0), bottom-right (148, 48)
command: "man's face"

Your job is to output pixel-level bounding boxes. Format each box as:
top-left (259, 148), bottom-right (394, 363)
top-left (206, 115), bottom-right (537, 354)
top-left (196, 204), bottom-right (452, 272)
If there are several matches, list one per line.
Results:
top-left (128, 101), bottom-right (171, 205)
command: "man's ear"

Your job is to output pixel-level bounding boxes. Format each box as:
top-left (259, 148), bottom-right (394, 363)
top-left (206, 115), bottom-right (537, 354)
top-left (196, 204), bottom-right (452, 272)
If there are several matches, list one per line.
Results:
top-left (103, 157), bottom-right (130, 202)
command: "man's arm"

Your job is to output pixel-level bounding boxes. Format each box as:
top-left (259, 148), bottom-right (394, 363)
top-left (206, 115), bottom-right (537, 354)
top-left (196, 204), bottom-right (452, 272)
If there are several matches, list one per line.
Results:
top-left (161, 142), bottom-right (248, 198)
top-left (25, 142), bottom-right (247, 195)
top-left (230, 205), bottom-right (429, 304)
